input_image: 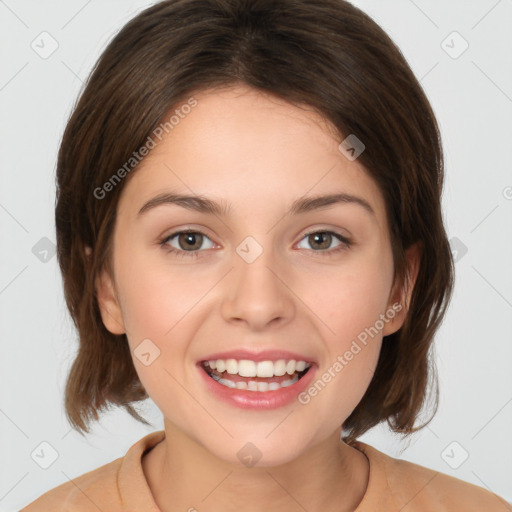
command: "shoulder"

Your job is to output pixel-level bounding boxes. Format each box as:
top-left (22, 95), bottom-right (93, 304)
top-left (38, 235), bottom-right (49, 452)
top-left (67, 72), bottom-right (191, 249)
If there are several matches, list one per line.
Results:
top-left (20, 457), bottom-right (123, 511)
top-left (353, 441), bottom-right (511, 512)
top-left (20, 430), bottom-right (165, 512)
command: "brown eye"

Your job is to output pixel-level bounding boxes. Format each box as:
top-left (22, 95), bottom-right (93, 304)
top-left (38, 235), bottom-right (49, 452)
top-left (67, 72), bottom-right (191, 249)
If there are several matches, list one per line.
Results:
top-left (296, 230), bottom-right (352, 255)
top-left (307, 232), bottom-right (333, 250)
top-left (159, 230), bottom-right (215, 258)
top-left (177, 232), bottom-right (204, 251)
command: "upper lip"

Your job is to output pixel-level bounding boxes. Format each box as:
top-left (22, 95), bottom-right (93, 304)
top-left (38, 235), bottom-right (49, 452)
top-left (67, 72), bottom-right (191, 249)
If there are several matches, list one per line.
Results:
top-left (198, 349), bottom-right (316, 364)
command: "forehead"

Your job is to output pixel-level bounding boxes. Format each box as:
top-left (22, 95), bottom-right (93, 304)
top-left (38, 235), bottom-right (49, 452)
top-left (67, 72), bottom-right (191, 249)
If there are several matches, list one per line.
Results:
top-left (117, 85), bottom-right (388, 229)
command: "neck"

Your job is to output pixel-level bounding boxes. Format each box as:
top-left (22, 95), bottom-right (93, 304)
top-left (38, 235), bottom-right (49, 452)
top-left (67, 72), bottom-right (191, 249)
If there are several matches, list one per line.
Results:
top-left (142, 420), bottom-right (370, 512)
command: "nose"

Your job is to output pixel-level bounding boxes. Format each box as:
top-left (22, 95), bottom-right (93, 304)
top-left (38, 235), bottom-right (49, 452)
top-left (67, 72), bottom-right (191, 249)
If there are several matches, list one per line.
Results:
top-left (220, 245), bottom-right (295, 331)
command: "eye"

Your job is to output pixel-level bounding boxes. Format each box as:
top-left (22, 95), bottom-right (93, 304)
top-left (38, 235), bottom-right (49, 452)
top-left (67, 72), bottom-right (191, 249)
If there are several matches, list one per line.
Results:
top-left (296, 230), bottom-right (352, 256)
top-left (159, 230), bottom-right (215, 258)
top-left (158, 228), bottom-right (352, 259)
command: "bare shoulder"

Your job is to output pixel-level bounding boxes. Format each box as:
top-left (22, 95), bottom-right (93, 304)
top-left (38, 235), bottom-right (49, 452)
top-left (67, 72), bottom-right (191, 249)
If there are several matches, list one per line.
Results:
top-left (20, 458), bottom-right (123, 511)
top-left (384, 451), bottom-right (511, 511)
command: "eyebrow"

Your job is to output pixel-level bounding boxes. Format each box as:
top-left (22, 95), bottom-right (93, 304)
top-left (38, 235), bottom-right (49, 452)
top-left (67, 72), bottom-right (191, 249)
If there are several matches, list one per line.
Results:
top-left (137, 191), bottom-right (375, 218)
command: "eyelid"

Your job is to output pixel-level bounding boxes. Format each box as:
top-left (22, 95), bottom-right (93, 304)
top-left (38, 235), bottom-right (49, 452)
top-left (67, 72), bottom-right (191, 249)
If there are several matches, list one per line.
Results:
top-left (159, 225), bottom-right (217, 243)
top-left (299, 224), bottom-right (352, 239)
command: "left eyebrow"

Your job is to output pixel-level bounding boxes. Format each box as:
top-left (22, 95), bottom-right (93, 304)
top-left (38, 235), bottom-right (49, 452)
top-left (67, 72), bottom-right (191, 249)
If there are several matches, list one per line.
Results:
top-left (136, 191), bottom-right (375, 218)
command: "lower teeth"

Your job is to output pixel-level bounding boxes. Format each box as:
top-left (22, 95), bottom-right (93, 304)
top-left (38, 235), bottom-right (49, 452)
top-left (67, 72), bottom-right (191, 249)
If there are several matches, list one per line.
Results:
top-left (209, 372), bottom-right (300, 391)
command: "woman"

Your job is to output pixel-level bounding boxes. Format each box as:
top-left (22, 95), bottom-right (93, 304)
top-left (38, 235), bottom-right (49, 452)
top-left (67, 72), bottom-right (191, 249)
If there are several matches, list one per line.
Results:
top-left (22, 0), bottom-right (511, 510)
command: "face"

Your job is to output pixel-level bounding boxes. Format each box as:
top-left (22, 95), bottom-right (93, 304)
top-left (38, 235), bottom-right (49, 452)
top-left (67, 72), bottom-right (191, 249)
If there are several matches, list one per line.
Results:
top-left (96, 84), bottom-right (416, 466)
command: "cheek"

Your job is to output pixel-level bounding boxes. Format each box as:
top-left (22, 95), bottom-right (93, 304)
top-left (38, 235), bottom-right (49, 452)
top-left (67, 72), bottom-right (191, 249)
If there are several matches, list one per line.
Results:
top-left (115, 253), bottom-right (217, 388)
top-left (115, 262), bottom-right (193, 407)
top-left (322, 252), bottom-right (392, 411)
top-left (308, 252), bottom-right (393, 341)
top-left (120, 276), bottom-right (172, 340)
top-left (116, 249), bottom-right (211, 339)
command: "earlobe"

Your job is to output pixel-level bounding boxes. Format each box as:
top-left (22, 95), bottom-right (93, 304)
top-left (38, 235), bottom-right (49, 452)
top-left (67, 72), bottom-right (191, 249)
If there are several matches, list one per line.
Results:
top-left (382, 242), bottom-right (422, 337)
top-left (95, 269), bottom-right (126, 335)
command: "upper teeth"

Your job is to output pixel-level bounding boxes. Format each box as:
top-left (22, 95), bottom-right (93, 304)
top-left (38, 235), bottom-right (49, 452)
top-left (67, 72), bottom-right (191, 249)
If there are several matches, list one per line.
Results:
top-left (206, 359), bottom-right (310, 378)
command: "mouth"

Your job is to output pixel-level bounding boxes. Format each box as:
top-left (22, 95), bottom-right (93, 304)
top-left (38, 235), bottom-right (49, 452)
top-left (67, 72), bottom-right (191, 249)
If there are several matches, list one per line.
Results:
top-left (200, 358), bottom-right (313, 392)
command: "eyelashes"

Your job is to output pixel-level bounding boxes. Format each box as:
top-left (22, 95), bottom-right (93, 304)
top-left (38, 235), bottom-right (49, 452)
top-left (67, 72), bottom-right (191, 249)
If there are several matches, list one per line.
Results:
top-left (159, 230), bottom-right (215, 259)
top-left (158, 229), bottom-right (352, 259)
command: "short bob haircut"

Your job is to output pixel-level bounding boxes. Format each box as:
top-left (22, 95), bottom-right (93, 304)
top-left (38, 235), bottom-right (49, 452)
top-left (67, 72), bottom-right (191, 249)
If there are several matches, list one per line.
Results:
top-left (56, 0), bottom-right (454, 445)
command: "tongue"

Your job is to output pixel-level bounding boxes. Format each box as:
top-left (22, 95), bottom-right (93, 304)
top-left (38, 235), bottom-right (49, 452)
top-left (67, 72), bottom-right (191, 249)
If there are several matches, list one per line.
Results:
top-left (208, 368), bottom-right (300, 384)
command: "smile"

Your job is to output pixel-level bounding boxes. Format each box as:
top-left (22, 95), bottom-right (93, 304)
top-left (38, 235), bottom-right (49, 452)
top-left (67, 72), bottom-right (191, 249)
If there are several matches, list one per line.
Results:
top-left (201, 358), bottom-right (313, 392)
top-left (196, 348), bottom-right (317, 409)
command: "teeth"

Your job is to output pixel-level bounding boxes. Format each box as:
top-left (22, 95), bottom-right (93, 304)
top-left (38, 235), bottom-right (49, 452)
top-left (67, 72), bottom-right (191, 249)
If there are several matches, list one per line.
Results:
top-left (274, 360), bottom-right (287, 376)
top-left (256, 361), bottom-right (274, 377)
top-left (257, 381), bottom-right (269, 392)
top-left (281, 376), bottom-right (298, 387)
top-left (218, 378), bottom-right (236, 388)
top-left (205, 358), bottom-right (311, 378)
top-left (212, 373), bottom-right (300, 391)
top-left (225, 359), bottom-right (238, 374)
top-left (248, 380), bottom-right (258, 391)
top-left (238, 360), bottom-right (257, 377)
top-left (295, 360), bottom-right (307, 371)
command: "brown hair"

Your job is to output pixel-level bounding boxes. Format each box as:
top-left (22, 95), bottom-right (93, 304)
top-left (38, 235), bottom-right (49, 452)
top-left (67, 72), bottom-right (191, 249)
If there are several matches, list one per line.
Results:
top-left (56, 0), bottom-right (454, 444)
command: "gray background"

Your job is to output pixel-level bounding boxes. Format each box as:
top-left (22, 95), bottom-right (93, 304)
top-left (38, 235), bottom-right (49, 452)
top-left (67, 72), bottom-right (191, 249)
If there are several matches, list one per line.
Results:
top-left (1, 0), bottom-right (511, 509)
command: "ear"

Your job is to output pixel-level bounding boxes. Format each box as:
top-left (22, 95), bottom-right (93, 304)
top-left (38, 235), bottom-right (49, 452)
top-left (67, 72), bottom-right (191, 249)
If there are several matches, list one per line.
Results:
top-left (382, 242), bottom-right (421, 337)
top-left (95, 268), bottom-right (126, 335)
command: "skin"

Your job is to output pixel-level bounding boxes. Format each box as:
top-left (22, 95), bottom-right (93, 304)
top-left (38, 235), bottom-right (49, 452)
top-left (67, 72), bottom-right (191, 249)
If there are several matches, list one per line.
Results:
top-left (95, 84), bottom-right (420, 512)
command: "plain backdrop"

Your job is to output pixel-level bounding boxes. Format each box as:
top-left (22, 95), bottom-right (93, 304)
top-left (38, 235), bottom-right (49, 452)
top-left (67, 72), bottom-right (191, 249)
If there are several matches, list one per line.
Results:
top-left (1, 0), bottom-right (511, 510)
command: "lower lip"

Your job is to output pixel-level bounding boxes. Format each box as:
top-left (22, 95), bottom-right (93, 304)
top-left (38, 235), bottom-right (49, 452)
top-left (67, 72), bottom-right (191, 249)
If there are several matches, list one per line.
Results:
top-left (197, 364), bottom-right (317, 409)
